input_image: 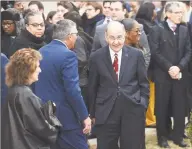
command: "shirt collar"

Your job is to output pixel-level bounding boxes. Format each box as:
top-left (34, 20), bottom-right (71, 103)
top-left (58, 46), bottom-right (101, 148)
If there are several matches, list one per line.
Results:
top-left (109, 46), bottom-right (122, 57)
top-left (53, 39), bottom-right (69, 49)
top-left (166, 19), bottom-right (177, 29)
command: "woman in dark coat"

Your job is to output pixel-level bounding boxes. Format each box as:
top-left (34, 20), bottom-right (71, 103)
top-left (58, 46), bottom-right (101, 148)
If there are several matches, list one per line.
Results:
top-left (1, 48), bottom-right (59, 149)
top-left (8, 11), bottom-right (45, 58)
top-left (82, 2), bottom-right (104, 37)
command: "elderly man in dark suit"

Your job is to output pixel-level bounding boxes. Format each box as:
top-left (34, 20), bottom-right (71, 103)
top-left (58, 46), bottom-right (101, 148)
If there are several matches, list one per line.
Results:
top-left (92, 1), bottom-right (151, 69)
top-left (148, 2), bottom-right (192, 148)
top-left (88, 21), bottom-right (149, 149)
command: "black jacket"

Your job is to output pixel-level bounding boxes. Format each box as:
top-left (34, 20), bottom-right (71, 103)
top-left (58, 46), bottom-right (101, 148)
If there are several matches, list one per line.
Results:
top-left (8, 29), bottom-right (45, 58)
top-left (148, 21), bottom-right (192, 85)
top-left (1, 85), bottom-right (59, 149)
top-left (82, 13), bottom-right (104, 37)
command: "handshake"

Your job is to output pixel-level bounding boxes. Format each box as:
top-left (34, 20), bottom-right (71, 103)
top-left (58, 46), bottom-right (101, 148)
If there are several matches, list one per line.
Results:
top-left (83, 117), bottom-right (95, 134)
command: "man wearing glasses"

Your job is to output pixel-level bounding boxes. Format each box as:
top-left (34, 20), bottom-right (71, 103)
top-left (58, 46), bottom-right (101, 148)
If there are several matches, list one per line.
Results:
top-left (88, 21), bottom-right (149, 149)
top-left (149, 2), bottom-right (191, 148)
top-left (8, 11), bottom-right (45, 57)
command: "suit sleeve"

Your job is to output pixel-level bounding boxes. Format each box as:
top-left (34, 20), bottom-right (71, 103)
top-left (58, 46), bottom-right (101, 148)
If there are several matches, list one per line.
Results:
top-left (91, 29), bottom-right (102, 53)
top-left (148, 26), bottom-right (173, 72)
top-left (61, 51), bottom-right (88, 121)
top-left (88, 54), bottom-right (100, 117)
top-left (19, 94), bottom-right (58, 144)
top-left (137, 51), bottom-right (150, 109)
top-left (139, 28), bottom-right (151, 70)
top-left (177, 29), bottom-right (192, 71)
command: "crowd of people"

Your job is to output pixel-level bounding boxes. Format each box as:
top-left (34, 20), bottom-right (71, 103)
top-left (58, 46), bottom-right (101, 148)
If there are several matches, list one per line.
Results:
top-left (1, 1), bottom-right (192, 149)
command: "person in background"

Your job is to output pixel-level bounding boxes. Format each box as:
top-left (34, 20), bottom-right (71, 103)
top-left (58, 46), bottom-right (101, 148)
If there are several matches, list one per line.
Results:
top-left (8, 11), bottom-right (45, 58)
top-left (35, 19), bottom-right (91, 149)
top-left (56, 2), bottom-right (73, 20)
top-left (1, 8), bottom-right (22, 57)
top-left (82, 2), bottom-right (104, 37)
top-left (135, 2), bottom-right (157, 127)
top-left (44, 11), bottom-right (60, 43)
top-left (46, 11), bottom-right (59, 25)
top-left (181, 1), bottom-right (192, 24)
top-left (128, 1), bottom-right (141, 19)
top-left (148, 2), bottom-right (191, 148)
top-left (13, 1), bottom-right (25, 13)
top-left (28, 1), bottom-right (44, 13)
top-left (156, 1), bottom-right (167, 23)
top-left (1, 48), bottom-right (59, 149)
top-left (1, 53), bottom-right (9, 105)
top-left (96, 1), bottom-right (112, 26)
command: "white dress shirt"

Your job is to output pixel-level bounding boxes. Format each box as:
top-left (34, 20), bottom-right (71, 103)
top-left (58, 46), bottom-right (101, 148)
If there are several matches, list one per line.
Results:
top-left (103, 17), bottom-right (112, 25)
top-left (109, 47), bottom-right (122, 81)
top-left (166, 19), bottom-right (177, 33)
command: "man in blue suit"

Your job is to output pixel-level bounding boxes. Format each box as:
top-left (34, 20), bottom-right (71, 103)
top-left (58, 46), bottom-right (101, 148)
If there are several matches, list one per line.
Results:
top-left (1, 53), bottom-right (9, 105)
top-left (35, 19), bottom-right (91, 149)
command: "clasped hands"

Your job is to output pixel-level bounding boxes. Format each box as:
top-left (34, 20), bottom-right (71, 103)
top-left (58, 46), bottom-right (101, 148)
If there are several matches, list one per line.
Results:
top-left (168, 66), bottom-right (181, 80)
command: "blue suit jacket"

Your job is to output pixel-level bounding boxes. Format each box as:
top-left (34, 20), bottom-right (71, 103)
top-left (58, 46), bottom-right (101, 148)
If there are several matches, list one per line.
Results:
top-left (35, 40), bottom-right (88, 130)
top-left (1, 53), bottom-right (9, 105)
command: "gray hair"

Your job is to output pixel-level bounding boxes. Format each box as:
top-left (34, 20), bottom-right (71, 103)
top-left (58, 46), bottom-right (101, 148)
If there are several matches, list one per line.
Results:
top-left (24, 11), bottom-right (43, 24)
top-left (52, 19), bottom-right (76, 40)
top-left (165, 2), bottom-right (181, 13)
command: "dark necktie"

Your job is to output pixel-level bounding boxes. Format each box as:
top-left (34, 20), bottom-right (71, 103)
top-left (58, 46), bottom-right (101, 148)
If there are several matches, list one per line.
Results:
top-left (107, 19), bottom-right (110, 24)
top-left (113, 53), bottom-right (118, 80)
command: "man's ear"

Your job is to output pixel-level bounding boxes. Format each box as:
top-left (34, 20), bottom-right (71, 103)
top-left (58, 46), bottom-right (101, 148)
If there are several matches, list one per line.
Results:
top-left (105, 31), bottom-right (108, 43)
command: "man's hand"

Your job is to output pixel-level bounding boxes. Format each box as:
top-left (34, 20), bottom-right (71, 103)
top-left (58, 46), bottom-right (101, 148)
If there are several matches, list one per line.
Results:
top-left (83, 117), bottom-right (92, 134)
top-left (168, 66), bottom-right (180, 79)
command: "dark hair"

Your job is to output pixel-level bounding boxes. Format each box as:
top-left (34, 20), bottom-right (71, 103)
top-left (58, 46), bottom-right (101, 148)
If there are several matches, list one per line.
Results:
top-left (135, 2), bottom-right (155, 22)
top-left (28, 1), bottom-right (44, 10)
top-left (86, 2), bottom-right (103, 14)
top-left (122, 18), bottom-right (137, 31)
top-left (182, 1), bottom-right (190, 6)
top-left (111, 1), bottom-right (127, 10)
top-left (64, 11), bottom-right (82, 28)
top-left (22, 9), bottom-right (33, 19)
top-left (46, 11), bottom-right (57, 23)
top-left (103, 1), bottom-right (111, 6)
top-left (57, 1), bottom-right (74, 11)
top-left (24, 11), bottom-right (43, 24)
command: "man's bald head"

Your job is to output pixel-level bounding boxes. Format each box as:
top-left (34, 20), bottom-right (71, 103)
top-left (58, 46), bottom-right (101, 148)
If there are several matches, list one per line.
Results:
top-left (105, 21), bottom-right (126, 52)
top-left (106, 21), bottom-right (125, 35)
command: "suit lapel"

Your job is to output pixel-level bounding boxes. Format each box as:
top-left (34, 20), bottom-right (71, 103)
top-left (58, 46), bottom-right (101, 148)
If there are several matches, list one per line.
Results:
top-left (119, 46), bottom-right (129, 82)
top-left (103, 47), bottom-right (117, 84)
top-left (178, 25), bottom-right (183, 51)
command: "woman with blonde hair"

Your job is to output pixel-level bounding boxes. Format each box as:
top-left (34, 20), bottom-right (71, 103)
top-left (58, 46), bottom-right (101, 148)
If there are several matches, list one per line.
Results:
top-left (1, 48), bottom-right (60, 149)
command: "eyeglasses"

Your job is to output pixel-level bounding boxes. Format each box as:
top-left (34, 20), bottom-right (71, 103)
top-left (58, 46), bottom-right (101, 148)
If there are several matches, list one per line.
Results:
top-left (28, 23), bottom-right (45, 28)
top-left (2, 22), bottom-right (14, 26)
top-left (108, 35), bottom-right (125, 41)
top-left (68, 32), bottom-right (78, 36)
top-left (171, 11), bottom-right (183, 15)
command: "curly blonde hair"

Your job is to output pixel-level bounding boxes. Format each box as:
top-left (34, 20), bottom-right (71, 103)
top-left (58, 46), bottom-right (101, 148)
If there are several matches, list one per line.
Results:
top-left (5, 48), bottom-right (42, 87)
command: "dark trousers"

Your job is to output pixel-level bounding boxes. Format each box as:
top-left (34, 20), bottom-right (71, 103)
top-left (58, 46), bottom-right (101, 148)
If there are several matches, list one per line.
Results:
top-left (155, 82), bottom-right (187, 142)
top-left (95, 97), bottom-right (146, 149)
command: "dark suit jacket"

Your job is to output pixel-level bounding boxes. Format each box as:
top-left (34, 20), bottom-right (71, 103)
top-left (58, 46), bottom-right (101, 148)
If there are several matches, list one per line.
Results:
top-left (88, 45), bottom-right (149, 124)
top-left (35, 40), bottom-right (88, 131)
top-left (2, 85), bottom-right (58, 149)
top-left (148, 21), bottom-right (192, 85)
